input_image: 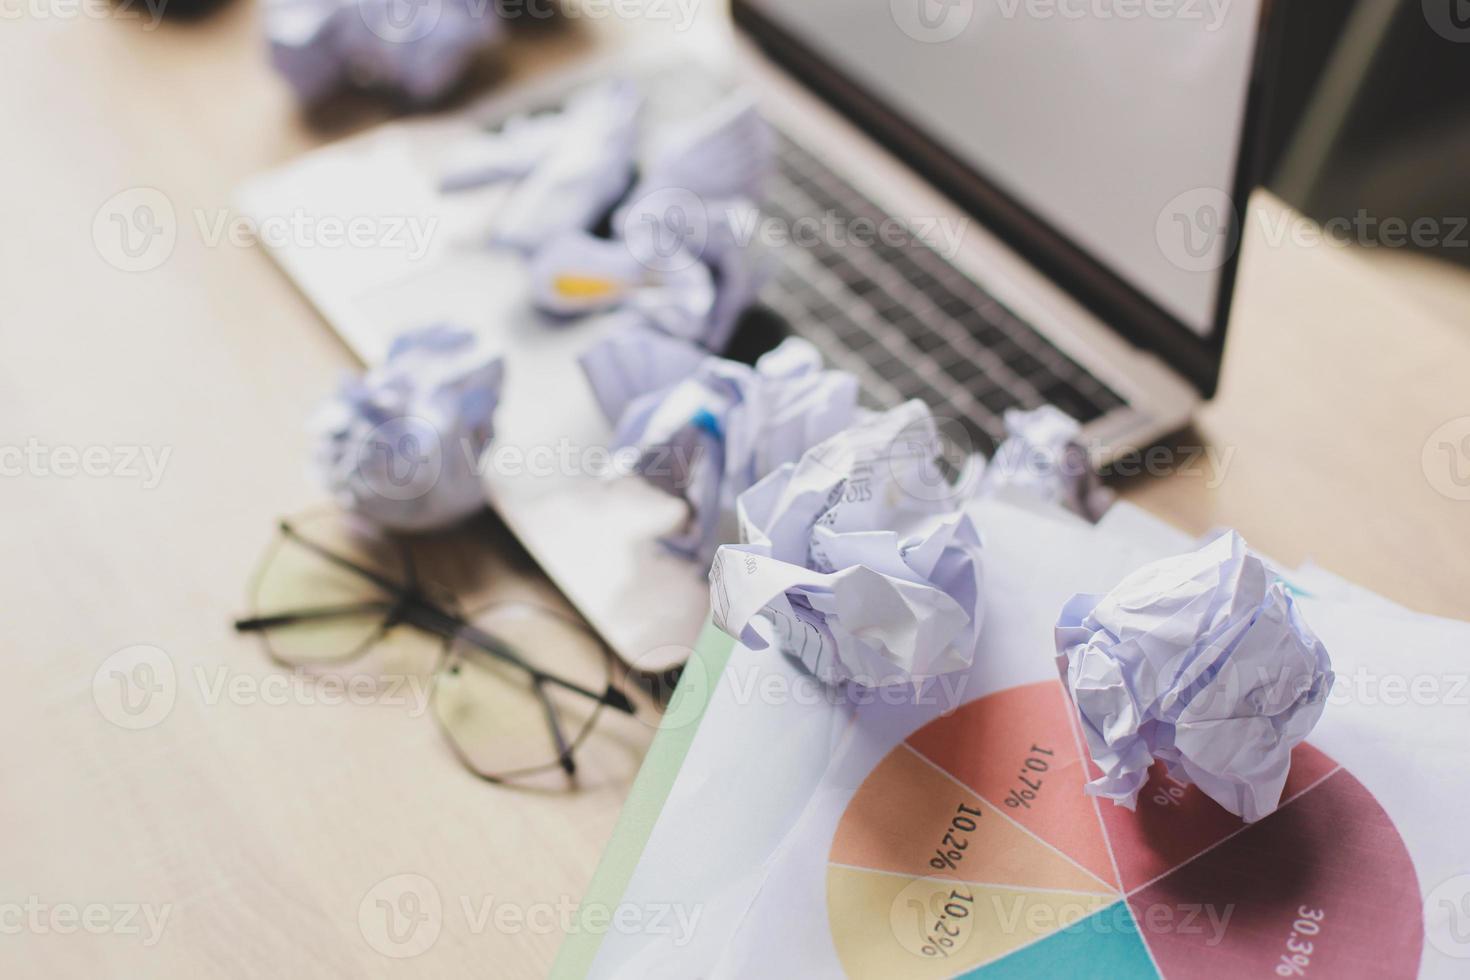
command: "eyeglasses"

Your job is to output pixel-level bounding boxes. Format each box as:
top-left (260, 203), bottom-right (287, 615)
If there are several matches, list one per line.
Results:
top-left (233, 509), bottom-right (633, 786)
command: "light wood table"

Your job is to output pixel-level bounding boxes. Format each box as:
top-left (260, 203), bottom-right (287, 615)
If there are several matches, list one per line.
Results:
top-left (1, 6), bottom-right (1466, 979)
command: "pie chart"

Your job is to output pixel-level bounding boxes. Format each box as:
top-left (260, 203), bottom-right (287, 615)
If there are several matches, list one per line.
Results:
top-left (826, 681), bottom-right (1424, 978)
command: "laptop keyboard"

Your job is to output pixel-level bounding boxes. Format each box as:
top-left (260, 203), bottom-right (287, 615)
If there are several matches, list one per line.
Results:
top-left (752, 132), bottom-right (1126, 456)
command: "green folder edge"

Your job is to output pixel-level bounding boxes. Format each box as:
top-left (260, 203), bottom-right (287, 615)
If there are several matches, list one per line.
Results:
top-left (551, 620), bottom-right (736, 979)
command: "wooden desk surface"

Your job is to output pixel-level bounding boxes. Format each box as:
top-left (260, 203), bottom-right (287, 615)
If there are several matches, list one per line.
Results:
top-left (1, 6), bottom-right (1466, 978)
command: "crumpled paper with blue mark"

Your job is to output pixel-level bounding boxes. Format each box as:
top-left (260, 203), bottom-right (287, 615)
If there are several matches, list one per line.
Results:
top-left (312, 324), bottom-right (503, 532)
top-left (710, 400), bottom-right (987, 688)
top-left (576, 314), bottom-right (708, 427)
top-left (1054, 529), bottom-right (1334, 822)
top-left (591, 335), bottom-right (859, 565)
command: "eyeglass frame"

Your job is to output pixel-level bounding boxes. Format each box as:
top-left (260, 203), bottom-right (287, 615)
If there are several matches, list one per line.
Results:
top-left (233, 517), bottom-right (634, 782)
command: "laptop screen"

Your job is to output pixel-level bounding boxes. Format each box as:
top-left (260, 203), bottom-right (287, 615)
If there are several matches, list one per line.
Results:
top-left (737, 0), bottom-right (1266, 370)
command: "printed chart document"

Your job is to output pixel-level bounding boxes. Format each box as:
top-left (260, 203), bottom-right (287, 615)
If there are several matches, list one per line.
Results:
top-left (572, 500), bottom-right (1470, 978)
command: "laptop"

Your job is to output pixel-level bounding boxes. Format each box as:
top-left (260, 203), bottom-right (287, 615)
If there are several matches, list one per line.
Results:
top-left (237, 1), bottom-right (1277, 671)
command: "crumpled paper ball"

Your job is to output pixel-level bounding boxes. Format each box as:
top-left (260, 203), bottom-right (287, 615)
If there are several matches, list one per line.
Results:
top-left (576, 314), bottom-right (708, 427)
top-left (526, 228), bottom-right (717, 335)
top-left (1054, 530), bottom-right (1334, 822)
top-left (437, 79), bottom-right (643, 252)
top-left (711, 400), bottom-right (986, 687)
top-left (522, 89), bottom-right (773, 352)
top-left (312, 324), bottom-right (503, 532)
top-left (620, 90), bottom-right (773, 211)
top-left (617, 196), bottom-right (768, 352)
top-left (266, 0), bottom-right (503, 107)
top-left (978, 405), bottom-right (1113, 521)
top-left (604, 336), bottom-right (859, 565)
top-left (612, 91), bottom-right (773, 352)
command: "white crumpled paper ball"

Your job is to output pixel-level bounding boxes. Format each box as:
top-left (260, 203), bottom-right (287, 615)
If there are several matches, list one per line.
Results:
top-left (608, 336), bottom-right (859, 565)
top-left (577, 315), bottom-right (708, 427)
top-left (977, 405), bottom-right (1113, 521)
top-left (311, 324), bottom-right (503, 533)
top-left (1054, 530), bottom-right (1334, 822)
top-left (523, 89), bottom-right (774, 353)
top-left (711, 400), bottom-right (986, 688)
top-left (266, 0), bottom-right (504, 107)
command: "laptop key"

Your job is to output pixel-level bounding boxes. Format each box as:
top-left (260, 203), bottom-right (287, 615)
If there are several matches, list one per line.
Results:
top-left (763, 130), bottom-right (1126, 443)
top-left (1037, 379), bottom-right (1104, 423)
top-left (907, 329), bottom-right (949, 354)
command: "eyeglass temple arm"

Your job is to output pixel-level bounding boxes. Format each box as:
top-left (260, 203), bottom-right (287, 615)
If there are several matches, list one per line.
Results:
top-left (234, 600), bottom-right (398, 633)
top-left (529, 677), bottom-right (577, 776)
top-left (440, 617), bottom-right (634, 716)
top-left (259, 524), bottom-right (634, 717)
top-left (232, 586), bottom-right (630, 716)
top-left (278, 521), bottom-right (410, 597)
